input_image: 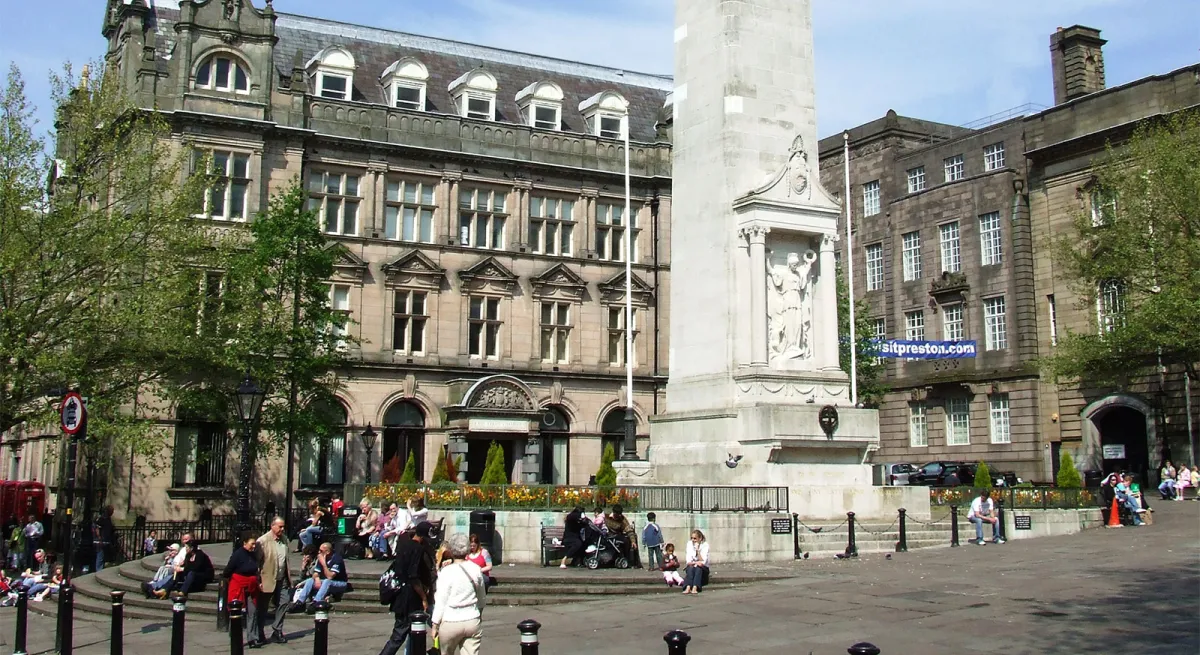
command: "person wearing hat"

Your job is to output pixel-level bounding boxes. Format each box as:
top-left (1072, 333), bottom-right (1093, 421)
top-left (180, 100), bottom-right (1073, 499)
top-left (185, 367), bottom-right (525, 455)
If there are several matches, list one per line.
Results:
top-left (142, 537), bottom-right (188, 598)
top-left (378, 521), bottom-right (435, 655)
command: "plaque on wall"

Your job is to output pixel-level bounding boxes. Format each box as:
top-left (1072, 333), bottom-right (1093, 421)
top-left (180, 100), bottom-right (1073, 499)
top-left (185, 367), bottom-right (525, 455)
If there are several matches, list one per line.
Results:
top-left (1014, 515), bottom-right (1032, 531)
top-left (1101, 444), bottom-right (1126, 460)
top-left (771, 517), bottom-right (792, 534)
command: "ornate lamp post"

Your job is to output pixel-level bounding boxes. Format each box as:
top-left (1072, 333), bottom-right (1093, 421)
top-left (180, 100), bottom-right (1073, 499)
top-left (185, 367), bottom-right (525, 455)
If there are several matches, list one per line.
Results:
top-left (360, 424), bottom-right (378, 484)
top-left (233, 376), bottom-right (266, 537)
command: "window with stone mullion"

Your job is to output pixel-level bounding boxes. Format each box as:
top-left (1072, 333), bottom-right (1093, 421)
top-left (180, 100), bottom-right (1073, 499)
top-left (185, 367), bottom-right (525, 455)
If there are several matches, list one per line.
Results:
top-left (607, 306), bottom-right (637, 366)
top-left (596, 202), bottom-right (636, 262)
top-left (459, 187), bottom-right (507, 250)
top-left (196, 149), bottom-right (250, 221)
top-left (540, 301), bottom-right (571, 363)
top-left (386, 179), bottom-right (436, 243)
top-left (468, 296), bottom-right (502, 359)
top-left (530, 196), bottom-right (575, 256)
top-left (308, 171), bottom-right (360, 236)
top-left (393, 290), bottom-right (428, 354)
top-left (909, 403), bottom-right (928, 447)
top-left (946, 397), bottom-right (970, 446)
top-left (939, 222), bottom-right (961, 273)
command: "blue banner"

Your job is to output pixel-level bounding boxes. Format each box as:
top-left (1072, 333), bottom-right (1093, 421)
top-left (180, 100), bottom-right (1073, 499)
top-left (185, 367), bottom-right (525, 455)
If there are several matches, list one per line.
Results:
top-left (876, 340), bottom-right (977, 359)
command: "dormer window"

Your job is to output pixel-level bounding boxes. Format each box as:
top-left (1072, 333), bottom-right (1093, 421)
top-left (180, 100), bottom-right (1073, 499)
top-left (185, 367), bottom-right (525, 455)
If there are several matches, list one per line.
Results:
top-left (580, 91), bottom-right (629, 140)
top-left (382, 58), bottom-right (429, 111)
top-left (195, 54), bottom-right (250, 94)
top-left (307, 46), bottom-right (356, 101)
top-left (449, 69), bottom-right (498, 122)
top-left (516, 81), bottom-right (563, 131)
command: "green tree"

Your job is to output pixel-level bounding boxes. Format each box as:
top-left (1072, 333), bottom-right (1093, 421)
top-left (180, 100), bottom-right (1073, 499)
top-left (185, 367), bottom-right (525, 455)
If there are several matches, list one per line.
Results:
top-left (0, 64), bottom-right (214, 461)
top-left (479, 441), bottom-right (508, 485)
top-left (973, 461), bottom-right (992, 489)
top-left (430, 446), bottom-right (450, 484)
top-left (837, 266), bottom-right (888, 407)
top-left (398, 450), bottom-right (418, 484)
top-left (595, 442), bottom-right (617, 487)
top-left (1045, 111), bottom-right (1200, 390)
top-left (1056, 450), bottom-right (1083, 488)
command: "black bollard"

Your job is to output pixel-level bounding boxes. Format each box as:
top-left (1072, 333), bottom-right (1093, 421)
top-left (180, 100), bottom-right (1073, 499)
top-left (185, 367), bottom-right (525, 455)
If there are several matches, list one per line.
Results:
top-left (792, 513), bottom-right (801, 559)
top-left (517, 619), bottom-right (542, 655)
top-left (111, 590), bottom-right (125, 655)
top-left (664, 630), bottom-right (691, 655)
top-left (170, 592), bottom-right (187, 655)
top-left (896, 508), bottom-right (909, 553)
top-left (59, 583), bottom-right (75, 655)
top-left (996, 497), bottom-right (1006, 542)
top-left (950, 505), bottom-right (960, 547)
top-left (228, 600), bottom-right (244, 655)
top-left (845, 511), bottom-right (858, 558)
top-left (847, 642), bottom-right (881, 655)
top-left (312, 600), bottom-right (330, 655)
top-left (14, 588), bottom-right (28, 655)
top-left (408, 611), bottom-right (430, 655)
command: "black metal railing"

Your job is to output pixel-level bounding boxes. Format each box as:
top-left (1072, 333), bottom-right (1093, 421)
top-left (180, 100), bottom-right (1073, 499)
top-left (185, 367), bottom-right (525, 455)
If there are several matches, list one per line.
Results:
top-left (347, 483), bottom-right (789, 513)
top-left (930, 487), bottom-right (1100, 510)
top-left (109, 512), bottom-right (278, 564)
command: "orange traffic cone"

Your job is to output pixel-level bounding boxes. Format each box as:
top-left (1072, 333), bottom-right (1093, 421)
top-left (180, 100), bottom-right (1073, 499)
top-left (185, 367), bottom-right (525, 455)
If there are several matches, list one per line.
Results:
top-left (1106, 497), bottom-right (1123, 528)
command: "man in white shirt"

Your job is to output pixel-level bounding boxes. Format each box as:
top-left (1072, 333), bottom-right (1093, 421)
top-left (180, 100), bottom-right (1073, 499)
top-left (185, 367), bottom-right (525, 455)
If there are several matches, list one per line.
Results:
top-left (382, 503), bottom-right (411, 556)
top-left (967, 491), bottom-right (1004, 545)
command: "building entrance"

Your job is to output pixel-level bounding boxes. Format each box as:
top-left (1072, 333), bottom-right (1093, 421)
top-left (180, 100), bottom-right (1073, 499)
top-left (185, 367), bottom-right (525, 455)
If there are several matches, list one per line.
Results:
top-left (1096, 406), bottom-right (1149, 482)
top-left (465, 436), bottom-right (520, 484)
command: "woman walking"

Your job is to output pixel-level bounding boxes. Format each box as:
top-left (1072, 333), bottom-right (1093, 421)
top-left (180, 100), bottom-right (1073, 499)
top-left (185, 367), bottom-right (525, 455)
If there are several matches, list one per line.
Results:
top-left (431, 533), bottom-right (487, 655)
top-left (682, 530), bottom-right (709, 595)
top-left (223, 532), bottom-right (262, 648)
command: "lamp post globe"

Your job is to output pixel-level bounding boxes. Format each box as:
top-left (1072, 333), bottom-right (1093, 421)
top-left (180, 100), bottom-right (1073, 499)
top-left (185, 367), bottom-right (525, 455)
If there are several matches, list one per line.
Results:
top-left (233, 376), bottom-right (265, 538)
top-left (359, 424), bottom-right (378, 484)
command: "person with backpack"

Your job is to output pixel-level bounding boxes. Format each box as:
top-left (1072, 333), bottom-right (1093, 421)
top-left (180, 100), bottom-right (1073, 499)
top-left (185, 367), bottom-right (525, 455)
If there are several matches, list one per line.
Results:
top-left (377, 522), bottom-right (434, 655)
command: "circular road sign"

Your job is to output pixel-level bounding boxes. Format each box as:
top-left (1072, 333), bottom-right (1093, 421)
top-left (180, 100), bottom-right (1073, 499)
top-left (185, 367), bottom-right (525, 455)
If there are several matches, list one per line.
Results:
top-left (60, 392), bottom-right (86, 435)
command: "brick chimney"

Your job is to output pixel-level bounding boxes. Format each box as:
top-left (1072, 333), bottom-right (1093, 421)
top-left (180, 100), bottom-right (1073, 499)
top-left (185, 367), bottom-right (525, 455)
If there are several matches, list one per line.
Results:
top-left (1051, 25), bottom-right (1107, 104)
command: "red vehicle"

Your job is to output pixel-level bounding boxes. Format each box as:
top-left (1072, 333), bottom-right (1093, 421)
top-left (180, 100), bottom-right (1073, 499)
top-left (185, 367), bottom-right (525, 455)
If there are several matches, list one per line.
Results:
top-left (0, 481), bottom-right (47, 527)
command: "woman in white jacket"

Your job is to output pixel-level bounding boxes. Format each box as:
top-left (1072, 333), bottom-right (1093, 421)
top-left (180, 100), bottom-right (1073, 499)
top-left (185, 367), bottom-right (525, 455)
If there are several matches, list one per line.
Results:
top-left (682, 529), bottom-right (710, 595)
top-left (431, 533), bottom-right (487, 655)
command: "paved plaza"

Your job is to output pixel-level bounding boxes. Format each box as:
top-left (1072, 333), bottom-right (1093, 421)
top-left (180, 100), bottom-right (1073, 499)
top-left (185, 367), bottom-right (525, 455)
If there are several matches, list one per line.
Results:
top-left (0, 502), bottom-right (1195, 655)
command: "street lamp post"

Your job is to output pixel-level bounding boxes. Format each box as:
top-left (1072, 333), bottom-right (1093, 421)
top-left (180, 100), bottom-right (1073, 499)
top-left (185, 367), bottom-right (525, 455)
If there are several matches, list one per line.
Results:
top-left (233, 376), bottom-right (266, 539)
top-left (360, 424), bottom-right (378, 484)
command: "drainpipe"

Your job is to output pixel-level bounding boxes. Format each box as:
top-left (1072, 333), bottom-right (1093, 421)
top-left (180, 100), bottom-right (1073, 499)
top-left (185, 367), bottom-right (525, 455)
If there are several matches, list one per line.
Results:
top-left (651, 190), bottom-right (661, 415)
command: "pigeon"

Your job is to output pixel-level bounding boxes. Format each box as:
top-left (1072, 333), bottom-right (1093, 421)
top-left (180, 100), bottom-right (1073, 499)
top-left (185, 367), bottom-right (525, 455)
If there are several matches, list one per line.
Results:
top-left (885, 554), bottom-right (892, 560)
top-left (725, 454), bottom-right (744, 469)
top-left (835, 553), bottom-right (848, 559)
top-left (803, 552), bottom-right (809, 559)
top-left (810, 527), bottom-right (823, 534)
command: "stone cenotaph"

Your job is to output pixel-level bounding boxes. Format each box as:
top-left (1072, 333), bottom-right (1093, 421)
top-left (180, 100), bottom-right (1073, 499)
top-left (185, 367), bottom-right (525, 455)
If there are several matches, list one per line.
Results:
top-left (620, 0), bottom-right (892, 519)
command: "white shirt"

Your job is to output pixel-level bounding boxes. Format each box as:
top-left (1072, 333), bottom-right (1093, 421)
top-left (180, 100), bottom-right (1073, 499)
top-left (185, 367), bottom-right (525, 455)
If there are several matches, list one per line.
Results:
top-left (685, 540), bottom-right (709, 567)
top-left (171, 547), bottom-right (188, 568)
top-left (388, 508), bottom-right (412, 536)
top-left (968, 497), bottom-right (993, 519)
top-left (431, 561), bottom-right (486, 625)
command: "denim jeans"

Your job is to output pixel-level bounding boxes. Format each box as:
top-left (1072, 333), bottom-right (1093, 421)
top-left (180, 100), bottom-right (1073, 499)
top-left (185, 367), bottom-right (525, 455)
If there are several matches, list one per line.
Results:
top-left (683, 565), bottom-right (707, 589)
top-left (646, 545), bottom-right (663, 571)
top-left (969, 516), bottom-right (1000, 541)
top-left (297, 577), bottom-right (348, 603)
top-left (1159, 481), bottom-right (1176, 498)
top-left (299, 527), bottom-right (322, 548)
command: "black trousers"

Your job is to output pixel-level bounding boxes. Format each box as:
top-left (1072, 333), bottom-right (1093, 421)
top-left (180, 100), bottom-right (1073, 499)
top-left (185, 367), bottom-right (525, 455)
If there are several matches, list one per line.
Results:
top-left (377, 611), bottom-right (412, 655)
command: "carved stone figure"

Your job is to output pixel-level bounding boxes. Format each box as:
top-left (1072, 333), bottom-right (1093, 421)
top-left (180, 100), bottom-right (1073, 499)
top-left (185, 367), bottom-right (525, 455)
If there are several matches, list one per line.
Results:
top-left (766, 249), bottom-right (816, 362)
top-left (222, 0), bottom-right (240, 21)
top-left (471, 385), bottom-right (531, 410)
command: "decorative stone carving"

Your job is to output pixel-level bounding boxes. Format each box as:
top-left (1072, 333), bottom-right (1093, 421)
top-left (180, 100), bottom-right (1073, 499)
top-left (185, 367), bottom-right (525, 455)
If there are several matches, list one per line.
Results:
top-left (531, 263), bottom-right (586, 300)
top-left (930, 271), bottom-right (969, 296)
top-left (744, 135), bottom-right (811, 201)
top-left (470, 384), bottom-right (534, 411)
top-left (766, 248), bottom-right (817, 363)
top-left (222, 0), bottom-right (241, 21)
top-left (383, 250), bottom-right (446, 291)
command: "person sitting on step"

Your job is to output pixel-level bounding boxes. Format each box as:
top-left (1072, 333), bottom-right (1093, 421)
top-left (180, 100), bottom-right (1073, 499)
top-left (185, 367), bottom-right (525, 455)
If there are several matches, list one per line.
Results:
top-left (967, 490), bottom-right (1005, 545)
top-left (288, 542), bottom-right (348, 612)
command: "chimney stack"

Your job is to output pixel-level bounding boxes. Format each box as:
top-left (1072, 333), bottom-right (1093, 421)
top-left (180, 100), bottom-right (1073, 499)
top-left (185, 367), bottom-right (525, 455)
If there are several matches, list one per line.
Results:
top-left (1051, 25), bottom-right (1107, 105)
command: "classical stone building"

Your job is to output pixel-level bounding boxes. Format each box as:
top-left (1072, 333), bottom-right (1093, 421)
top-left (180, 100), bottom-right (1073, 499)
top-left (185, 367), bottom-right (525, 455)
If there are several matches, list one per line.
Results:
top-left (76, 0), bottom-right (675, 519)
top-left (819, 26), bottom-right (1199, 482)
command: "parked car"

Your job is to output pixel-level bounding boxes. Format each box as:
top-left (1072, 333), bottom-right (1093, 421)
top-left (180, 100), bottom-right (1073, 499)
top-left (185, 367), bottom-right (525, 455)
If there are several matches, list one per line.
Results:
top-left (872, 463), bottom-right (915, 486)
top-left (910, 461), bottom-right (977, 486)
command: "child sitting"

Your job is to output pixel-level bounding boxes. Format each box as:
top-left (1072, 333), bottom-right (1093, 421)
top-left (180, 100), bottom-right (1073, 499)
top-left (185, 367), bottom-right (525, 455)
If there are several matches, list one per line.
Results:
top-left (661, 543), bottom-right (684, 587)
top-left (592, 507), bottom-right (609, 534)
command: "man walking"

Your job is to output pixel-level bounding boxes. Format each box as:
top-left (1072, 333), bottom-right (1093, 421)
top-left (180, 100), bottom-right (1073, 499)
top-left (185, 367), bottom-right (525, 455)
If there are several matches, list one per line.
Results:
top-left (255, 517), bottom-right (291, 645)
top-left (967, 490), bottom-right (1005, 545)
top-left (378, 522), bottom-right (434, 655)
top-left (22, 515), bottom-right (43, 571)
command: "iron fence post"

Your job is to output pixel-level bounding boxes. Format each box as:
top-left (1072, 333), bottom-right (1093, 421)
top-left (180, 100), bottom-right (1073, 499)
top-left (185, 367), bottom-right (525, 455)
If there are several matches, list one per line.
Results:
top-left (792, 512), bottom-right (801, 559)
top-left (896, 508), bottom-right (908, 553)
top-left (170, 592), bottom-right (187, 655)
top-left (228, 599), bottom-right (244, 655)
top-left (664, 630), bottom-right (691, 655)
top-left (110, 590), bottom-right (125, 655)
top-left (996, 498), bottom-right (1006, 541)
top-left (313, 600), bottom-right (330, 655)
top-left (408, 611), bottom-right (430, 655)
top-left (13, 588), bottom-right (28, 655)
top-left (950, 505), bottom-right (960, 547)
top-left (845, 511), bottom-right (858, 558)
top-left (517, 618), bottom-right (542, 655)
top-left (58, 582), bottom-right (75, 655)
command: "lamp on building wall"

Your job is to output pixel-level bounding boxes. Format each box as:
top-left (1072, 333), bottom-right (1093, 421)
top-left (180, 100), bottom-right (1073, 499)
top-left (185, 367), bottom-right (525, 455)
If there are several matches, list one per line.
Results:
top-left (232, 375), bottom-right (266, 539)
top-left (360, 424), bottom-right (378, 484)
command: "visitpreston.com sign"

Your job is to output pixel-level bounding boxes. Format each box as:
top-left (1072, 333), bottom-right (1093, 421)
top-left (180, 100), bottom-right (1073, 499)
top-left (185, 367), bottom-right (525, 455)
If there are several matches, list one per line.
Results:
top-left (876, 340), bottom-right (978, 359)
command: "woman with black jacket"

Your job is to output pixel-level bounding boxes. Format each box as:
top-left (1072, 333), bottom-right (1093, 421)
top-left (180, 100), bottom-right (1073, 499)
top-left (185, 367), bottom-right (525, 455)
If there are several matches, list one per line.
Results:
top-left (559, 506), bottom-right (587, 568)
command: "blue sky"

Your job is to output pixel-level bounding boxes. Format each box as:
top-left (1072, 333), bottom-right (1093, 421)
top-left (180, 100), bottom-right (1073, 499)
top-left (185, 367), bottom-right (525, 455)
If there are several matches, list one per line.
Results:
top-left (2, 0), bottom-right (1198, 142)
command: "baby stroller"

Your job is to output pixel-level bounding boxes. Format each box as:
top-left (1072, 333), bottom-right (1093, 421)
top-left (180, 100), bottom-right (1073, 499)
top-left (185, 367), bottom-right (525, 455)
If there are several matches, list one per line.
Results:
top-left (580, 520), bottom-right (631, 569)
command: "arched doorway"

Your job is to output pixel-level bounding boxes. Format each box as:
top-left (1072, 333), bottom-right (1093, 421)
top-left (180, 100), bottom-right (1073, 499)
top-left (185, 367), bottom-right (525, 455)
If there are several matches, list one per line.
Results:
top-left (382, 401), bottom-right (425, 482)
top-left (1095, 406), bottom-right (1149, 480)
top-left (540, 406), bottom-right (571, 485)
top-left (601, 408), bottom-right (629, 459)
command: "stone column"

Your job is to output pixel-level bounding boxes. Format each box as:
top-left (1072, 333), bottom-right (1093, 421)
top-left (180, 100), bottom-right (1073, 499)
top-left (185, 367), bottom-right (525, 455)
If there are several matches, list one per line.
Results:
top-left (741, 225), bottom-right (770, 366)
top-left (522, 435), bottom-right (542, 485)
top-left (817, 233), bottom-right (840, 370)
top-left (441, 173), bottom-right (462, 245)
top-left (448, 430), bottom-right (468, 483)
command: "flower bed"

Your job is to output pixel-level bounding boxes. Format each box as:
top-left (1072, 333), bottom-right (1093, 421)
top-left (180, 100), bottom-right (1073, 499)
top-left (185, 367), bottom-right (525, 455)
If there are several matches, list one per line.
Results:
top-left (364, 483), bottom-right (641, 511)
top-left (930, 486), bottom-right (1097, 509)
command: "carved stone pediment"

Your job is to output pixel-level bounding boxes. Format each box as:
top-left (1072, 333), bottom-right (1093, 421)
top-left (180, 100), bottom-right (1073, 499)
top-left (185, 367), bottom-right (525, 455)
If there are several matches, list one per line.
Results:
top-left (598, 271), bottom-right (653, 306)
top-left (457, 374), bottom-right (538, 413)
top-left (929, 271), bottom-right (969, 297)
top-left (531, 263), bottom-right (586, 300)
top-left (733, 134), bottom-right (841, 216)
top-left (325, 242), bottom-right (368, 282)
top-left (458, 257), bottom-right (518, 295)
top-left (382, 250), bottom-right (445, 291)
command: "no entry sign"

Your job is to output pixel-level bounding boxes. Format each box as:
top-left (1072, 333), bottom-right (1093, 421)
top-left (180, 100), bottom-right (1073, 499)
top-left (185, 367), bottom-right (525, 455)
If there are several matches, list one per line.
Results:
top-left (60, 392), bottom-right (86, 435)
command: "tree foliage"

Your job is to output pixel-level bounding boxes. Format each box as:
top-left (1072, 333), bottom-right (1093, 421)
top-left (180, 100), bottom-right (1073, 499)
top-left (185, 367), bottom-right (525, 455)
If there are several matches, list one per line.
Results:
top-left (380, 454), bottom-right (401, 484)
top-left (398, 450), bottom-right (418, 484)
top-left (0, 64), bottom-right (213, 461)
top-left (973, 460), bottom-right (992, 489)
top-left (595, 442), bottom-right (617, 487)
top-left (479, 441), bottom-right (508, 485)
top-left (1056, 450), bottom-right (1083, 488)
top-left (837, 266), bottom-right (888, 406)
top-left (430, 446), bottom-right (451, 484)
top-left (1045, 111), bottom-right (1200, 387)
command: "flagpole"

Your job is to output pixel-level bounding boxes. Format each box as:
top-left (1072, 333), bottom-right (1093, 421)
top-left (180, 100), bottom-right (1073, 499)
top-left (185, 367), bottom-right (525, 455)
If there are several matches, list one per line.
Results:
top-left (844, 131), bottom-right (858, 406)
top-left (621, 115), bottom-right (637, 460)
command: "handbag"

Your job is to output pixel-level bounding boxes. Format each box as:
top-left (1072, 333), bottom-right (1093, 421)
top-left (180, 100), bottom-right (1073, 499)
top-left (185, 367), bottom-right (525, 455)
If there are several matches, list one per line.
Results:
top-left (378, 568), bottom-right (405, 606)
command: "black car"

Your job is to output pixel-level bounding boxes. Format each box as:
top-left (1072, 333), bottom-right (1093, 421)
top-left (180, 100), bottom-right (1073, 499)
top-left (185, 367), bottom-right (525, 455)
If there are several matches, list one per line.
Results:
top-left (910, 461), bottom-right (977, 486)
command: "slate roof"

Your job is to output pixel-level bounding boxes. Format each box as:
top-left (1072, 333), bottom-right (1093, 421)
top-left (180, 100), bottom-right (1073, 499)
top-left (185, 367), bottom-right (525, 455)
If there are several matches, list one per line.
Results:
top-left (144, 6), bottom-right (673, 142)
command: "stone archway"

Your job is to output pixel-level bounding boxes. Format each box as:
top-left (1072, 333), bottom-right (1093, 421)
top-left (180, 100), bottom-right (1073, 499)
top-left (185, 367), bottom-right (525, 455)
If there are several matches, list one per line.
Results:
top-left (1081, 394), bottom-right (1158, 484)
